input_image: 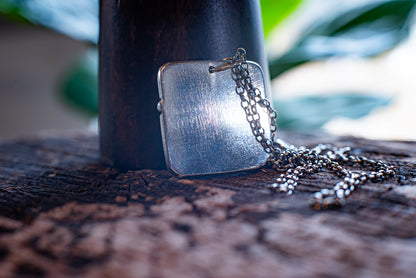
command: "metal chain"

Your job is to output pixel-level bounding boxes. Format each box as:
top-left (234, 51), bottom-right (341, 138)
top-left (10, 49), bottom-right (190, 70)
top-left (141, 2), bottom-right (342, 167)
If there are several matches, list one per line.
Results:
top-left (210, 48), bottom-right (395, 209)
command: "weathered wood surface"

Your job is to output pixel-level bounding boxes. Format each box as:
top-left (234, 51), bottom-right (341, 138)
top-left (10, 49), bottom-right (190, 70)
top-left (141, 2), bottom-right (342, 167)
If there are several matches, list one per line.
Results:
top-left (0, 131), bottom-right (415, 278)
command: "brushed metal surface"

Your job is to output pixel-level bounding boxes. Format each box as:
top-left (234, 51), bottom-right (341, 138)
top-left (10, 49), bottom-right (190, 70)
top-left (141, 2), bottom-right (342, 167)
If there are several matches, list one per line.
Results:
top-left (158, 61), bottom-right (270, 176)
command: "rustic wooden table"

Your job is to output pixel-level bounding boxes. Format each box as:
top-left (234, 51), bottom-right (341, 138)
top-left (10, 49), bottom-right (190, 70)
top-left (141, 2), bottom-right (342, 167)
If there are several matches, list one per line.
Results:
top-left (0, 131), bottom-right (415, 278)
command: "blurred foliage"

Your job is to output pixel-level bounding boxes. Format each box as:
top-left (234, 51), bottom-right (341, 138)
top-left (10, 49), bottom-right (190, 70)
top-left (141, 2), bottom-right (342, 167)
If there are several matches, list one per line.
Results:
top-left (0, 0), bottom-right (414, 129)
top-left (0, 0), bottom-right (98, 43)
top-left (60, 49), bottom-right (98, 115)
top-left (275, 93), bottom-right (392, 130)
top-left (260, 0), bottom-right (303, 38)
top-left (0, 1), bottom-right (30, 23)
top-left (269, 0), bottom-right (416, 78)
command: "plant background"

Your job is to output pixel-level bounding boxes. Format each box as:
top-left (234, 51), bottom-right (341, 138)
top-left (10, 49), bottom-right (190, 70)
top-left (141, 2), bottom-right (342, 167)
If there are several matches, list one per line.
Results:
top-left (0, 0), bottom-right (415, 139)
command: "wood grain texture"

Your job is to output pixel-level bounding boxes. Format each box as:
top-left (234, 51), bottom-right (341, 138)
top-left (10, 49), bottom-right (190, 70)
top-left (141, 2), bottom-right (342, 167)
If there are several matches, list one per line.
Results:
top-left (0, 131), bottom-right (415, 277)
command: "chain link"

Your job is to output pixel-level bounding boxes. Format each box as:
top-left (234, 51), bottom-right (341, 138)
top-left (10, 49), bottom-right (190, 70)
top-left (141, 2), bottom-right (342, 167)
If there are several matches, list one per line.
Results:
top-left (210, 48), bottom-right (395, 209)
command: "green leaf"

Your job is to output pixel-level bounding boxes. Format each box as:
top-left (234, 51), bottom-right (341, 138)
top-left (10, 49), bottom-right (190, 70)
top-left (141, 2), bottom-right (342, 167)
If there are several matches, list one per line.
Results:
top-left (60, 49), bottom-right (98, 115)
top-left (0, 1), bottom-right (30, 23)
top-left (269, 0), bottom-right (416, 78)
top-left (275, 93), bottom-right (392, 130)
top-left (260, 0), bottom-right (304, 38)
top-left (0, 0), bottom-right (98, 43)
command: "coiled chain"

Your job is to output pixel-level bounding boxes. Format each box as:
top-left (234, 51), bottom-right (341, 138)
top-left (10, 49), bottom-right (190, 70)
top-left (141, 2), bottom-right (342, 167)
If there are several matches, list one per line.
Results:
top-left (210, 48), bottom-right (396, 209)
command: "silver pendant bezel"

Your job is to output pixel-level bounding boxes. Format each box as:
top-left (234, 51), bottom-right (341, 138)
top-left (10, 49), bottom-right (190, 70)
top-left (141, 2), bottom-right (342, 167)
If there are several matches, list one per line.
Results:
top-left (157, 60), bottom-right (270, 176)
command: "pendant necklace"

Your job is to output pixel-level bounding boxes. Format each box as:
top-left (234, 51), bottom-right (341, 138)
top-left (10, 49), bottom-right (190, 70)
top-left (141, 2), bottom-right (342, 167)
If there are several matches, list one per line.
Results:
top-left (157, 48), bottom-right (395, 210)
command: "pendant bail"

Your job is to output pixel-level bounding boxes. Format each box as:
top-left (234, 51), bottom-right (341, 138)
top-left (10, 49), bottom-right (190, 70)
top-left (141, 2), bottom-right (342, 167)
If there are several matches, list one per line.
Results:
top-left (209, 48), bottom-right (247, 73)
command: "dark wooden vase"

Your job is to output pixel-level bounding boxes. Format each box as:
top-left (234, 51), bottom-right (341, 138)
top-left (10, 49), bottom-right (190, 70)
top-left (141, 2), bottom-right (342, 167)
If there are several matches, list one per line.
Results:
top-left (99, 0), bottom-right (270, 170)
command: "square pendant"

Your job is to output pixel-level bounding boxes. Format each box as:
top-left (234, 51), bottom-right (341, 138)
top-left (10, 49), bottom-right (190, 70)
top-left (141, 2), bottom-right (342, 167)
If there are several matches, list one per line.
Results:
top-left (157, 60), bottom-right (270, 176)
